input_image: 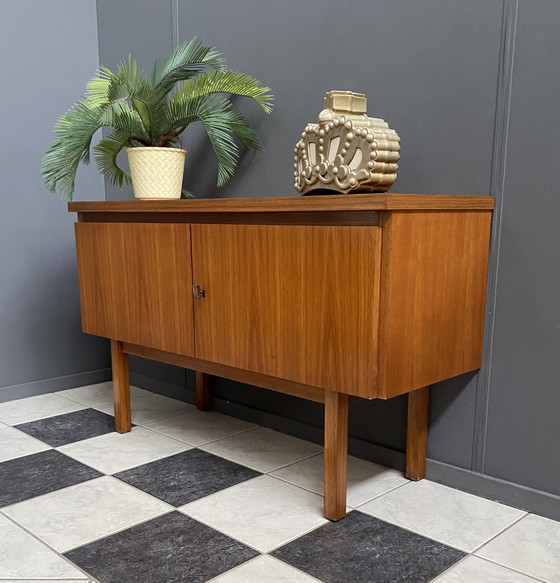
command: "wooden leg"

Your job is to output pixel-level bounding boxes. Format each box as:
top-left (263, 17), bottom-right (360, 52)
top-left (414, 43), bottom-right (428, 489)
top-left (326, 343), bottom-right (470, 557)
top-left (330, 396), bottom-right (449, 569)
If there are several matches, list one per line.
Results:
top-left (195, 371), bottom-right (211, 411)
top-left (324, 390), bottom-right (349, 521)
top-left (110, 340), bottom-right (131, 433)
top-left (406, 385), bottom-right (430, 480)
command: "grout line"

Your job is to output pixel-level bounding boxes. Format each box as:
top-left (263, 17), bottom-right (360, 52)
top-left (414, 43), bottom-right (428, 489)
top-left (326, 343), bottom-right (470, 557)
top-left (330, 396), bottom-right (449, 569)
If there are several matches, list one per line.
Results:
top-left (3, 388), bottom-right (559, 582)
top-left (53, 395), bottom-right (114, 408)
top-left (137, 421), bottom-right (261, 448)
top-left (263, 451), bottom-right (324, 474)
top-left (61, 506), bottom-right (177, 554)
top-left (350, 479), bottom-right (412, 510)
top-left (468, 511), bottom-right (528, 555)
top-left (354, 506), bottom-right (468, 554)
top-left (263, 476), bottom-right (321, 498)
top-left (2, 474), bottom-right (178, 553)
top-left (195, 440), bottom-right (321, 474)
top-left (0, 510), bottom-right (94, 581)
top-left (0, 394), bottom-right (89, 427)
top-left (264, 518), bottom-right (332, 555)
top-left (430, 552), bottom-right (548, 583)
top-left (262, 554), bottom-right (326, 583)
top-left (0, 475), bottom-right (108, 513)
top-left (472, 556), bottom-right (550, 583)
top-left (180, 498), bottom-right (330, 557)
top-left (176, 507), bottom-right (264, 554)
top-left (429, 554), bottom-right (474, 583)
top-left (53, 441), bottom-right (193, 476)
top-left (430, 512), bottom-right (547, 583)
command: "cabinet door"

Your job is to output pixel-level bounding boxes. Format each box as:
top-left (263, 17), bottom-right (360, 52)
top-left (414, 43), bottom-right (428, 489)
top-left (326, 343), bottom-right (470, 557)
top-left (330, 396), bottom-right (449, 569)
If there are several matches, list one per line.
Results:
top-left (75, 222), bottom-right (194, 356)
top-left (191, 224), bottom-right (381, 395)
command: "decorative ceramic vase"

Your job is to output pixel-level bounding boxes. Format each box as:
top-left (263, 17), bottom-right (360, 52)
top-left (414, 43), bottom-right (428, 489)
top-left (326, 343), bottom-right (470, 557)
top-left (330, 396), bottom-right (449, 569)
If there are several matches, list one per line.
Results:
top-left (294, 91), bottom-right (400, 195)
top-left (127, 147), bottom-right (186, 200)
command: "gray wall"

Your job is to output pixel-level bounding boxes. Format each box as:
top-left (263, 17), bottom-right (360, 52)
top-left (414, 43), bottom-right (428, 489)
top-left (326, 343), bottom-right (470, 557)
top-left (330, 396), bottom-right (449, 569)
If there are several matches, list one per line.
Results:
top-left (91, 0), bottom-right (560, 518)
top-left (480, 1), bottom-right (560, 497)
top-left (0, 0), bottom-right (110, 401)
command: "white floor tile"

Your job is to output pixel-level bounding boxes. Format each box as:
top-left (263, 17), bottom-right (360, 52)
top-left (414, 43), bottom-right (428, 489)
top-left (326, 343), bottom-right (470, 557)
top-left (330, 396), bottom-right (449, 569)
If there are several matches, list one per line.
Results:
top-left (0, 514), bottom-right (88, 579)
top-left (56, 381), bottom-right (150, 407)
top-left (145, 409), bottom-right (258, 446)
top-left (0, 426), bottom-right (51, 462)
top-left (4, 475), bottom-right (172, 552)
top-left (359, 480), bottom-right (525, 552)
top-left (208, 554), bottom-right (321, 582)
top-left (476, 513), bottom-right (560, 583)
top-left (94, 392), bottom-right (194, 425)
top-left (0, 394), bottom-right (86, 426)
top-left (58, 425), bottom-right (192, 474)
top-left (271, 453), bottom-right (409, 507)
top-left (181, 475), bottom-right (327, 552)
top-left (433, 556), bottom-right (540, 582)
top-left (200, 427), bottom-right (322, 472)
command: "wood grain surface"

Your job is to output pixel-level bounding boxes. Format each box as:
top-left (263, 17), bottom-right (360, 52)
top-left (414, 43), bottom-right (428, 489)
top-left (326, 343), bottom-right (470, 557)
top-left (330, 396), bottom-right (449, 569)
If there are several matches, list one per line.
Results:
top-left (191, 224), bottom-right (381, 396)
top-left (69, 193), bottom-right (494, 216)
top-left (406, 386), bottom-right (430, 480)
top-left (110, 340), bottom-right (131, 433)
top-left (377, 211), bottom-right (493, 398)
top-left (75, 222), bottom-right (194, 355)
top-left (324, 390), bottom-right (350, 520)
top-left (122, 343), bottom-right (326, 403)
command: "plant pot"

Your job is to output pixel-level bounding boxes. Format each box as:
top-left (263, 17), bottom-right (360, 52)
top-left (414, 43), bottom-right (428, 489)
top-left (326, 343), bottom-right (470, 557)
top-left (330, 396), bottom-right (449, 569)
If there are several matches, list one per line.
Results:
top-left (127, 147), bottom-right (186, 199)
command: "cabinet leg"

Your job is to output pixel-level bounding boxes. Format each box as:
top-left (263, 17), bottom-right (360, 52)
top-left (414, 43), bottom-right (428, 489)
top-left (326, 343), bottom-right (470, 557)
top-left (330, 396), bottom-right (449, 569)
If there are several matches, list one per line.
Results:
top-left (406, 385), bottom-right (430, 480)
top-left (195, 371), bottom-right (212, 411)
top-left (324, 390), bottom-right (349, 521)
top-left (110, 340), bottom-right (131, 433)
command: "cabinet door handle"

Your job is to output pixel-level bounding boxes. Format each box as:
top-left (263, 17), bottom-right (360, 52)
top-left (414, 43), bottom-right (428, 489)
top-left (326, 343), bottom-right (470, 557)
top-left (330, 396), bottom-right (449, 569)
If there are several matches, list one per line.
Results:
top-left (192, 285), bottom-right (205, 300)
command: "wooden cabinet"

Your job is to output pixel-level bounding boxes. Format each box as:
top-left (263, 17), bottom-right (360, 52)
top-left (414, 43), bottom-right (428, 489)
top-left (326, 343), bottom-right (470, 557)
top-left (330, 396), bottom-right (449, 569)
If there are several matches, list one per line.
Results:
top-left (191, 224), bottom-right (381, 394)
top-left (69, 193), bottom-right (493, 520)
top-left (75, 222), bottom-right (194, 356)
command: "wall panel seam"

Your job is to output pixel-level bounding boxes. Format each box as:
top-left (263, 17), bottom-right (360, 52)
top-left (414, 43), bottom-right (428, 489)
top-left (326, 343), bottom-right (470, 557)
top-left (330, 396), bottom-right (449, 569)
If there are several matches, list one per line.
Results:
top-left (171, 0), bottom-right (179, 48)
top-left (472, 0), bottom-right (518, 473)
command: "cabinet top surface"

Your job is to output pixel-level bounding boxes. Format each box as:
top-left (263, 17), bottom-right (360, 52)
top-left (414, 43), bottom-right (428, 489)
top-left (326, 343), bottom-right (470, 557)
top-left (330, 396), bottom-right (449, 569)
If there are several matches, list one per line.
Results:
top-left (68, 193), bottom-right (494, 214)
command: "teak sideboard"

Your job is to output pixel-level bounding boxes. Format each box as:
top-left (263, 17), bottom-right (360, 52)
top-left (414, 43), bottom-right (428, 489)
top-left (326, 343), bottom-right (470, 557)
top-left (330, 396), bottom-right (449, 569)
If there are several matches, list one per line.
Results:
top-left (68, 193), bottom-right (494, 521)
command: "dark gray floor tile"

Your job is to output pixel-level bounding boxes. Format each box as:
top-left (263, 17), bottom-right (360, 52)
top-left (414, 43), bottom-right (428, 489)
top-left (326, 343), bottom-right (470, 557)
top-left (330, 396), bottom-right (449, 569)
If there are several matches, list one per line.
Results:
top-left (272, 511), bottom-right (465, 583)
top-left (15, 408), bottom-right (117, 447)
top-left (114, 449), bottom-right (260, 506)
top-left (65, 511), bottom-right (258, 583)
top-left (0, 449), bottom-right (102, 507)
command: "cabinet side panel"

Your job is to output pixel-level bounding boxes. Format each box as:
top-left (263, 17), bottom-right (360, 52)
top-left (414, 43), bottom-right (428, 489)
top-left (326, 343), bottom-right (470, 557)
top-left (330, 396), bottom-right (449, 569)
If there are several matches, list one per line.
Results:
top-left (378, 211), bottom-right (492, 398)
top-left (75, 222), bottom-right (194, 356)
top-left (192, 224), bottom-right (380, 397)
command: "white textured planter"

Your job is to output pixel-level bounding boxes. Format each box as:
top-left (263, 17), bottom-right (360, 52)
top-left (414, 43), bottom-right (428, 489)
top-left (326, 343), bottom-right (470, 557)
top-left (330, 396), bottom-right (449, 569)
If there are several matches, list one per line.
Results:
top-left (127, 147), bottom-right (186, 199)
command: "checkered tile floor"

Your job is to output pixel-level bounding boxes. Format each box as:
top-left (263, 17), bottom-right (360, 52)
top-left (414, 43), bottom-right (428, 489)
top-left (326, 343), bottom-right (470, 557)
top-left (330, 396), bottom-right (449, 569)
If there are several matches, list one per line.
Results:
top-left (1, 383), bottom-right (559, 583)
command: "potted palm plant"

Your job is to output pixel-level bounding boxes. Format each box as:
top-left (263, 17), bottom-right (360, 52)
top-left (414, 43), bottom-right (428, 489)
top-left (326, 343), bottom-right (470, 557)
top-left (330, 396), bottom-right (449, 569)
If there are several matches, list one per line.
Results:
top-left (42, 38), bottom-right (273, 200)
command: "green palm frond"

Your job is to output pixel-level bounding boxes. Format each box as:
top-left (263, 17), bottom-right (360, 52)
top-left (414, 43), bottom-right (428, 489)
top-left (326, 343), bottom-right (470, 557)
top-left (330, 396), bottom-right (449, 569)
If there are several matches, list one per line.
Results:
top-left (128, 78), bottom-right (169, 143)
top-left (42, 100), bottom-right (104, 201)
top-left (168, 95), bottom-right (258, 186)
top-left (42, 38), bottom-right (273, 200)
top-left (85, 58), bottom-right (138, 109)
top-left (150, 37), bottom-right (225, 93)
top-left (225, 109), bottom-right (263, 150)
top-left (99, 103), bottom-right (151, 144)
top-left (93, 129), bottom-right (133, 188)
top-left (172, 69), bottom-right (273, 114)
